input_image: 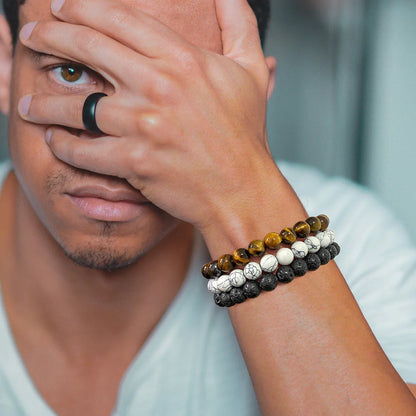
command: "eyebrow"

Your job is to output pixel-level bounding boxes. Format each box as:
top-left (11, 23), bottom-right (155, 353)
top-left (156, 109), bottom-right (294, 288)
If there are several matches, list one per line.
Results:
top-left (28, 50), bottom-right (57, 64)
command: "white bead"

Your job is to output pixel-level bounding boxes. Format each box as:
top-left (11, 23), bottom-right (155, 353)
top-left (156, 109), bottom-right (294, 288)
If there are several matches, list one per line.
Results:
top-left (291, 241), bottom-right (308, 259)
top-left (304, 236), bottom-right (320, 253)
top-left (276, 248), bottom-right (294, 266)
top-left (243, 262), bottom-right (262, 280)
top-left (260, 254), bottom-right (278, 272)
top-left (229, 269), bottom-right (246, 287)
top-left (217, 275), bottom-right (232, 292)
top-left (207, 279), bottom-right (221, 294)
top-left (325, 229), bottom-right (335, 244)
top-left (316, 231), bottom-right (331, 248)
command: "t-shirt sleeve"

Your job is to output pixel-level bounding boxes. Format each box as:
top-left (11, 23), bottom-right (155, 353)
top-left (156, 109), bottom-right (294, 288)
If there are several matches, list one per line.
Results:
top-left (280, 161), bottom-right (416, 384)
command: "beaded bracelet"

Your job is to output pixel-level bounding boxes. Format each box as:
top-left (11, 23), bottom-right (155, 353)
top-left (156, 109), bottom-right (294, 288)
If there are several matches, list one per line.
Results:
top-left (201, 215), bottom-right (340, 307)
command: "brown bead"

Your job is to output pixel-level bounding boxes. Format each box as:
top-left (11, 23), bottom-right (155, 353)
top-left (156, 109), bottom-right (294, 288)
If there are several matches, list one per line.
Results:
top-left (306, 216), bottom-right (321, 233)
top-left (317, 214), bottom-right (330, 231)
top-left (248, 240), bottom-right (266, 257)
top-left (201, 262), bottom-right (211, 279)
top-left (280, 227), bottom-right (297, 244)
top-left (218, 254), bottom-right (235, 273)
top-left (293, 221), bottom-right (311, 238)
top-left (264, 232), bottom-right (282, 250)
top-left (233, 248), bottom-right (251, 265)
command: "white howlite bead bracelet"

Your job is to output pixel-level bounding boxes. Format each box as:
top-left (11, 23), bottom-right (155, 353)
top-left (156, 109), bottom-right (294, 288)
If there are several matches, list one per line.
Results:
top-left (304, 236), bottom-right (320, 253)
top-left (229, 269), bottom-right (246, 287)
top-left (291, 241), bottom-right (308, 259)
top-left (260, 254), bottom-right (279, 272)
top-left (243, 262), bottom-right (263, 280)
top-left (316, 231), bottom-right (331, 248)
top-left (276, 247), bottom-right (294, 266)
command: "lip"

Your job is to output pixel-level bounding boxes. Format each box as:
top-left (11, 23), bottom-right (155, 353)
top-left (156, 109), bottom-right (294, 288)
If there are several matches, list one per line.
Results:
top-left (65, 185), bottom-right (148, 222)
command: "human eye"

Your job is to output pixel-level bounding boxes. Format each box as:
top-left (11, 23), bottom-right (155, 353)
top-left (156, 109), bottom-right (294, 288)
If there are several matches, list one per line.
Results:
top-left (48, 64), bottom-right (96, 88)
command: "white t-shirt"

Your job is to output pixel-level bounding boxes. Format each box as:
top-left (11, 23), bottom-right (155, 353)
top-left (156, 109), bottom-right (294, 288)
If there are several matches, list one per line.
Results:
top-left (0, 161), bottom-right (415, 415)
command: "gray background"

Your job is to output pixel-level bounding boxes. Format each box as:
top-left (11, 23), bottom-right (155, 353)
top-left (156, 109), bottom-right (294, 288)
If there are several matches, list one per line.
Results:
top-left (1, 0), bottom-right (415, 237)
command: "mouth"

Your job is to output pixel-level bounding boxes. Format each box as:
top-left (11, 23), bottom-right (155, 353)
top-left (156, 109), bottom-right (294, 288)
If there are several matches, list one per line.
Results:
top-left (65, 185), bottom-right (149, 222)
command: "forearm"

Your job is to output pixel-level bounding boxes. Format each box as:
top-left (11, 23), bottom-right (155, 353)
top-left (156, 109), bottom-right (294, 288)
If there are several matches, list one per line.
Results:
top-left (201, 166), bottom-right (416, 415)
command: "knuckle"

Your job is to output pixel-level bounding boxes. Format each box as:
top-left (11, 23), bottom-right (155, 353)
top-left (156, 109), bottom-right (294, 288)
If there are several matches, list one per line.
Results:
top-left (107, 4), bottom-right (130, 28)
top-left (148, 73), bottom-right (179, 104)
top-left (134, 110), bottom-right (163, 136)
top-left (173, 48), bottom-right (200, 74)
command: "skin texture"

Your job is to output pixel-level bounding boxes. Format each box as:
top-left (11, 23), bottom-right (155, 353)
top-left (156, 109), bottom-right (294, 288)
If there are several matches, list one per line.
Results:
top-left (0, 0), bottom-right (415, 415)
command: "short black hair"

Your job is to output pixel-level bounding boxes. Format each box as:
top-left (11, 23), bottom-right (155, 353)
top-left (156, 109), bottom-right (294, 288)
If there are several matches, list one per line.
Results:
top-left (3, 0), bottom-right (270, 47)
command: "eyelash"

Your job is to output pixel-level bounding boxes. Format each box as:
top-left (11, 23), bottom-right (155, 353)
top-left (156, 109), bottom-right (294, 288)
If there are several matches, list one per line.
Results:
top-left (47, 64), bottom-right (97, 90)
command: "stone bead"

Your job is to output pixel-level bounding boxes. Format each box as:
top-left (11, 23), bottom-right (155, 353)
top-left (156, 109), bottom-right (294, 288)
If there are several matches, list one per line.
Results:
top-left (229, 287), bottom-right (246, 304)
top-left (317, 248), bottom-right (331, 265)
top-left (207, 279), bottom-right (221, 294)
top-left (217, 274), bottom-right (232, 292)
top-left (332, 242), bottom-right (341, 255)
top-left (259, 273), bottom-right (279, 291)
top-left (324, 229), bottom-right (335, 244)
top-left (260, 254), bottom-right (279, 273)
top-left (276, 248), bottom-right (294, 266)
top-left (293, 221), bottom-right (311, 238)
top-left (306, 216), bottom-right (322, 233)
top-left (317, 214), bottom-right (330, 231)
top-left (248, 239), bottom-right (266, 257)
top-left (217, 254), bottom-right (235, 273)
top-left (316, 231), bottom-right (331, 248)
top-left (305, 253), bottom-right (321, 271)
top-left (291, 241), bottom-right (309, 259)
top-left (304, 236), bottom-right (320, 254)
top-left (243, 281), bottom-right (261, 298)
top-left (243, 262), bottom-right (263, 280)
top-left (233, 248), bottom-right (251, 266)
top-left (327, 244), bottom-right (338, 259)
top-left (280, 227), bottom-right (297, 245)
top-left (214, 292), bottom-right (234, 307)
top-left (277, 265), bottom-right (295, 283)
top-left (229, 269), bottom-right (246, 287)
top-left (264, 232), bottom-right (282, 250)
top-left (201, 262), bottom-right (212, 279)
top-left (291, 259), bottom-right (308, 277)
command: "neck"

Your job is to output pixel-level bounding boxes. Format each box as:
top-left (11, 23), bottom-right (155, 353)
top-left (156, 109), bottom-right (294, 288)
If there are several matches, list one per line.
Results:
top-left (0, 171), bottom-right (195, 358)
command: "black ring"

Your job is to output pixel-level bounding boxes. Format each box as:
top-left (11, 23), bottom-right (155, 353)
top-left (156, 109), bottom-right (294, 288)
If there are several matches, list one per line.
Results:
top-left (82, 92), bottom-right (107, 134)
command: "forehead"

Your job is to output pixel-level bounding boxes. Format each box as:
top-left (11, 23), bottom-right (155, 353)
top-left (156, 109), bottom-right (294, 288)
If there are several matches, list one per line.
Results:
top-left (20, 0), bottom-right (222, 53)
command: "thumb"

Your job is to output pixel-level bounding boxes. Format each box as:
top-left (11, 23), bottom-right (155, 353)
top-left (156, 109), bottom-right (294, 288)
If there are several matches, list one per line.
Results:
top-left (215, 0), bottom-right (265, 67)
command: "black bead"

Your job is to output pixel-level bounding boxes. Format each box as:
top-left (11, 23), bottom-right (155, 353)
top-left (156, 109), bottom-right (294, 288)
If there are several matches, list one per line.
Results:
top-left (276, 266), bottom-right (295, 283)
top-left (208, 261), bottom-right (222, 278)
top-left (317, 248), bottom-right (331, 265)
top-left (259, 272), bottom-right (279, 291)
top-left (305, 253), bottom-right (321, 271)
top-left (291, 259), bottom-right (308, 277)
top-left (327, 244), bottom-right (338, 259)
top-left (243, 281), bottom-right (261, 298)
top-left (230, 287), bottom-right (246, 304)
top-left (332, 242), bottom-right (341, 256)
top-left (214, 292), bottom-right (234, 307)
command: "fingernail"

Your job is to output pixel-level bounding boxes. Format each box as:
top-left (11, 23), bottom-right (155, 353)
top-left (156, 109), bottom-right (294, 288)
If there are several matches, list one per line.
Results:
top-left (20, 22), bottom-right (37, 41)
top-left (45, 129), bottom-right (52, 144)
top-left (18, 94), bottom-right (32, 117)
top-left (51, 0), bottom-right (65, 13)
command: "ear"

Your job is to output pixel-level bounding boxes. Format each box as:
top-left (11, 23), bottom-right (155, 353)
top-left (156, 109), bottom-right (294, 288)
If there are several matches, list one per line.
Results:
top-left (265, 56), bottom-right (277, 101)
top-left (0, 14), bottom-right (12, 115)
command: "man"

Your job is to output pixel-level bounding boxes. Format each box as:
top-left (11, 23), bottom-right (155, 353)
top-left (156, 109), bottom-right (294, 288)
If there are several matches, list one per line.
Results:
top-left (0, 0), bottom-right (415, 415)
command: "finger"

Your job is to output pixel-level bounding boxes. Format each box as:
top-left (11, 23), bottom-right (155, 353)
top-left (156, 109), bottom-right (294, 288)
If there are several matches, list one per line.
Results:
top-left (215, 0), bottom-right (265, 67)
top-left (17, 93), bottom-right (133, 137)
top-left (50, 0), bottom-right (189, 59)
top-left (19, 21), bottom-right (154, 85)
top-left (46, 126), bottom-right (142, 180)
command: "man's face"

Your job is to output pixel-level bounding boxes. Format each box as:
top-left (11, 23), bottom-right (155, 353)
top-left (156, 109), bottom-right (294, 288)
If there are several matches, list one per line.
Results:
top-left (9, 0), bottom-right (222, 270)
